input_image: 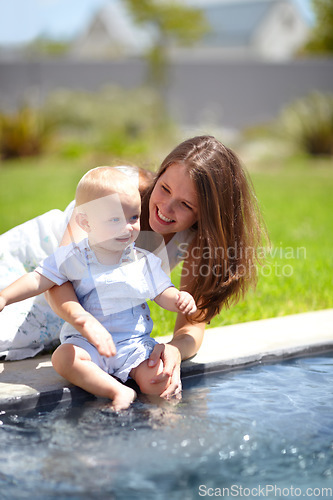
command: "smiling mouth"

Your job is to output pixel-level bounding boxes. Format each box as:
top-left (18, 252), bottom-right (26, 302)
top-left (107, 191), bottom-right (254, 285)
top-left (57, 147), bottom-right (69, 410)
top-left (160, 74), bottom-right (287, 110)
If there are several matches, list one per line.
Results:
top-left (157, 208), bottom-right (175, 224)
top-left (116, 236), bottom-right (131, 242)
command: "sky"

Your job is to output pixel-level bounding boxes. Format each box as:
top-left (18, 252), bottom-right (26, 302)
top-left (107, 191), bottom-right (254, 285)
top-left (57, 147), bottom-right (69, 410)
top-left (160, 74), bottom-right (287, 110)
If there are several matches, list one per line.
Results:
top-left (0, 0), bottom-right (314, 46)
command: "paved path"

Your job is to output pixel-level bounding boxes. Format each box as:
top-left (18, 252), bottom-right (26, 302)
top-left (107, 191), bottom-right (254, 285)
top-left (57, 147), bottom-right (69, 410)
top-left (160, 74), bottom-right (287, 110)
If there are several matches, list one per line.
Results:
top-left (1, 309), bottom-right (333, 412)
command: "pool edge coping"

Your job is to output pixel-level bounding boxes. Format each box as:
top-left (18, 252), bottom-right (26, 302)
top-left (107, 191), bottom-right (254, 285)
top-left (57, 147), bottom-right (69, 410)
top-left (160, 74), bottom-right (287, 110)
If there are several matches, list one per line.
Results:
top-left (1, 308), bottom-right (333, 412)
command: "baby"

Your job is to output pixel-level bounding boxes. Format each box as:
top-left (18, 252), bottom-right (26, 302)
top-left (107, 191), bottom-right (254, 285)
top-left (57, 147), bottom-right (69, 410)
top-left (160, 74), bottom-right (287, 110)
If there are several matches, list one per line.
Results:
top-left (0, 167), bottom-right (196, 410)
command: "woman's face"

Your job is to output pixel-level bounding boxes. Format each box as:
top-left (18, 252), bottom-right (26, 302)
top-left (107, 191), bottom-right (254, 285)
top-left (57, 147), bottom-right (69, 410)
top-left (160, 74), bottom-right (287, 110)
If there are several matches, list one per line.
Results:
top-left (149, 162), bottom-right (198, 238)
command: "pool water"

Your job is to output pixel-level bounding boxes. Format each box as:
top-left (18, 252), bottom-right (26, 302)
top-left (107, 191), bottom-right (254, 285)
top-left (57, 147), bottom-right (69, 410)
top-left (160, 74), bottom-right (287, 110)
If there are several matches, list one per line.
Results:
top-left (1, 355), bottom-right (333, 500)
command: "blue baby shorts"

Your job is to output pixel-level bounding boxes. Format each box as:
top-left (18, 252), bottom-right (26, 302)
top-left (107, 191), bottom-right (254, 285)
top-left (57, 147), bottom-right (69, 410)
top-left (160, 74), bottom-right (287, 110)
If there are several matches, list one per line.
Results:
top-left (62, 333), bottom-right (158, 383)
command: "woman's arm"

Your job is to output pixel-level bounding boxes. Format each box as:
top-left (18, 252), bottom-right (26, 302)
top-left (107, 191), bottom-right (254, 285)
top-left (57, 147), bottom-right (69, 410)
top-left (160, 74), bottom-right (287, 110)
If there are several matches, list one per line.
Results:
top-left (149, 314), bottom-right (205, 399)
top-left (168, 312), bottom-right (205, 361)
top-left (148, 256), bottom-right (206, 397)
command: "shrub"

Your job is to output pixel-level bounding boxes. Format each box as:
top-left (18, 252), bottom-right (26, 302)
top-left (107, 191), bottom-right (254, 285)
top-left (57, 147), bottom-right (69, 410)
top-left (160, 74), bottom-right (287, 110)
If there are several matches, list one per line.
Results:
top-left (0, 86), bottom-right (178, 162)
top-left (278, 92), bottom-right (333, 156)
top-left (43, 85), bottom-right (177, 160)
top-left (0, 106), bottom-right (50, 159)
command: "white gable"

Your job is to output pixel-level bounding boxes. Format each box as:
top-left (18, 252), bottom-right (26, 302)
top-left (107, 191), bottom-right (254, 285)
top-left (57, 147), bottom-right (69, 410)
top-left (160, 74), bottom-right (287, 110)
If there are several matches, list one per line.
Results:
top-left (174, 0), bottom-right (310, 60)
top-left (71, 1), bottom-right (152, 58)
top-left (253, 1), bottom-right (310, 59)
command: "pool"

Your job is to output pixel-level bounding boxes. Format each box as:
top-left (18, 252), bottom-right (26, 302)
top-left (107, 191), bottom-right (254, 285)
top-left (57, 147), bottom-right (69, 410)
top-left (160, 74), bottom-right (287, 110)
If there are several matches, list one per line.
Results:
top-left (1, 354), bottom-right (333, 500)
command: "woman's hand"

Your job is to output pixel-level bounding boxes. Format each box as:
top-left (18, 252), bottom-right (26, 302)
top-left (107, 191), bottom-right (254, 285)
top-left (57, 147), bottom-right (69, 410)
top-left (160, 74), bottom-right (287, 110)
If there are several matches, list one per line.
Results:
top-left (147, 343), bottom-right (182, 399)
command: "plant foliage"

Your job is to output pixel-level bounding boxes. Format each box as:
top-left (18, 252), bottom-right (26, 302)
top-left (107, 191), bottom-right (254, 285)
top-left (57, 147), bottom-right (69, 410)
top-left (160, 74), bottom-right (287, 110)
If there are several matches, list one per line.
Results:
top-left (278, 92), bottom-right (333, 156)
top-left (0, 107), bottom-right (50, 159)
top-left (0, 86), bottom-right (177, 161)
top-left (123, 0), bottom-right (208, 86)
top-left (303, 0), bottom-right (333, 54)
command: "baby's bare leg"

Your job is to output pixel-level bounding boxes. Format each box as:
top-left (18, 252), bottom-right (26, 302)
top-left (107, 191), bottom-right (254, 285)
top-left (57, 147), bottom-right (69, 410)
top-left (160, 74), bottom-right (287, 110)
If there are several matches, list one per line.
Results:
top-left (52, 344), bottom-right (136, 411)
top-left (130, 359), bottom-right (171, 396)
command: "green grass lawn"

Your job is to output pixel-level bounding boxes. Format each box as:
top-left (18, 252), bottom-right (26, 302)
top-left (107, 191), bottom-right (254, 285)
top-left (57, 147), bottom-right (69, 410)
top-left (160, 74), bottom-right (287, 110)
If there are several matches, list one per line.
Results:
top-left (0, 156), bottom-right (88, 231)
top-left (1, 152), bottom-right (332, 337)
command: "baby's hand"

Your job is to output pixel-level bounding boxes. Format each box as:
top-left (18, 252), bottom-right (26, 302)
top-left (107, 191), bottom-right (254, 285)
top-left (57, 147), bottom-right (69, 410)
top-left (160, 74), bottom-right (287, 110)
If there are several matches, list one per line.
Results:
top-left (74, 313), bottom-right (116, 357)
top-left (176, 291), bottom-right (197, 315)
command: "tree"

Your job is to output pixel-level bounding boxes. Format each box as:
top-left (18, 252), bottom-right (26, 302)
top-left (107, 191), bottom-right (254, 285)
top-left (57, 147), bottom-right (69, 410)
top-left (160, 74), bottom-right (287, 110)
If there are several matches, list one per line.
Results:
top-left (25, 36), bottom-right (71, 58)
top-left (123, 0), bottom-right (209, 87)
top-left (303, 0), bottom-right (333, 54)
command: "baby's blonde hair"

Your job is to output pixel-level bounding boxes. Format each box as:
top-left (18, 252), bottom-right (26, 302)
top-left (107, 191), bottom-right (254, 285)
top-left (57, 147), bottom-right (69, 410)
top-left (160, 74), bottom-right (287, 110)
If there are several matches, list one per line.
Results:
top-left (75, 166), bottom-right (138, 207)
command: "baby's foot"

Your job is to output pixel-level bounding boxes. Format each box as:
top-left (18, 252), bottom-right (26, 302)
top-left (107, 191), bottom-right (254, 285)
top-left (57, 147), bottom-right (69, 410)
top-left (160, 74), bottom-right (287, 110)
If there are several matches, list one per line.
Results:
top-left (112, 386), bottom-right (137, 412)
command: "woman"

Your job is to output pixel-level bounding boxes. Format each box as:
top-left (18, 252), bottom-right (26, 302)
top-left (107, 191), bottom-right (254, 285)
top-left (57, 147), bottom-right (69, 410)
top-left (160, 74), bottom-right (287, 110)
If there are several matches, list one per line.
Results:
top-left (0, 136), bottom-right (265, 398)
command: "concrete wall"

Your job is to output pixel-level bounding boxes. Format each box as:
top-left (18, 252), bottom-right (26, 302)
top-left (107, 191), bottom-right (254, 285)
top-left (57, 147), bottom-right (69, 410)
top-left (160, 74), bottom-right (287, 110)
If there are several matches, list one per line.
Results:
top-left (0, 58), bottom-right (332, 129)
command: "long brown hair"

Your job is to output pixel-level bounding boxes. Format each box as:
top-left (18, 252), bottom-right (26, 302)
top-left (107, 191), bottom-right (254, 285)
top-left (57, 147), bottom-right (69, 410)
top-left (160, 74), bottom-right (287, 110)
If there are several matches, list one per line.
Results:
top-left (141, 135), bottom-right (268, 324)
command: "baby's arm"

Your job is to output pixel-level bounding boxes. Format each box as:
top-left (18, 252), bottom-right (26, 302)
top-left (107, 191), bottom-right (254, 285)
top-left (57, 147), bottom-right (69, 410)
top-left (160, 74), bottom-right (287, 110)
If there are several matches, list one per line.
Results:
top-left (0, 271), bottom-right (55, 312)
top-left (154, 287), bottom-right (197, 315)
top-left (72, 312), bottom-right (117, 358)
top-left (47, 282), bottom-right (116, 358)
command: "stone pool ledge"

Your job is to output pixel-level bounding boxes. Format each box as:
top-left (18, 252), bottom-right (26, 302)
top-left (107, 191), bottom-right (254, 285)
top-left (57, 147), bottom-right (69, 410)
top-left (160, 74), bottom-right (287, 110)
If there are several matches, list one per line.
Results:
top-left (1, 309), bottom-right (333, 412)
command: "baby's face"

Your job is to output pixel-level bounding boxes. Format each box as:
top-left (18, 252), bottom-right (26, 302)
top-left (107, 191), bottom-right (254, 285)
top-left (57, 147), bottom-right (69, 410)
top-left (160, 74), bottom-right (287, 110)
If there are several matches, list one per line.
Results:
top-left (86, 188), bottom-right (141, 253)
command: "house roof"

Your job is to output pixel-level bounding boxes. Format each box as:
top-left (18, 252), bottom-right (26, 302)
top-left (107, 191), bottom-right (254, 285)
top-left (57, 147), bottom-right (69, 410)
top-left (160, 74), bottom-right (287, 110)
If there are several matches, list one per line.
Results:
top-left (75, 0), bottom-right (309, 58)
top-left (200, 0), bottom-right (279, 46)
top-left (93, 0), bottom-right (286, 49)
top-left (91, 1), bottom-right (152, 52)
